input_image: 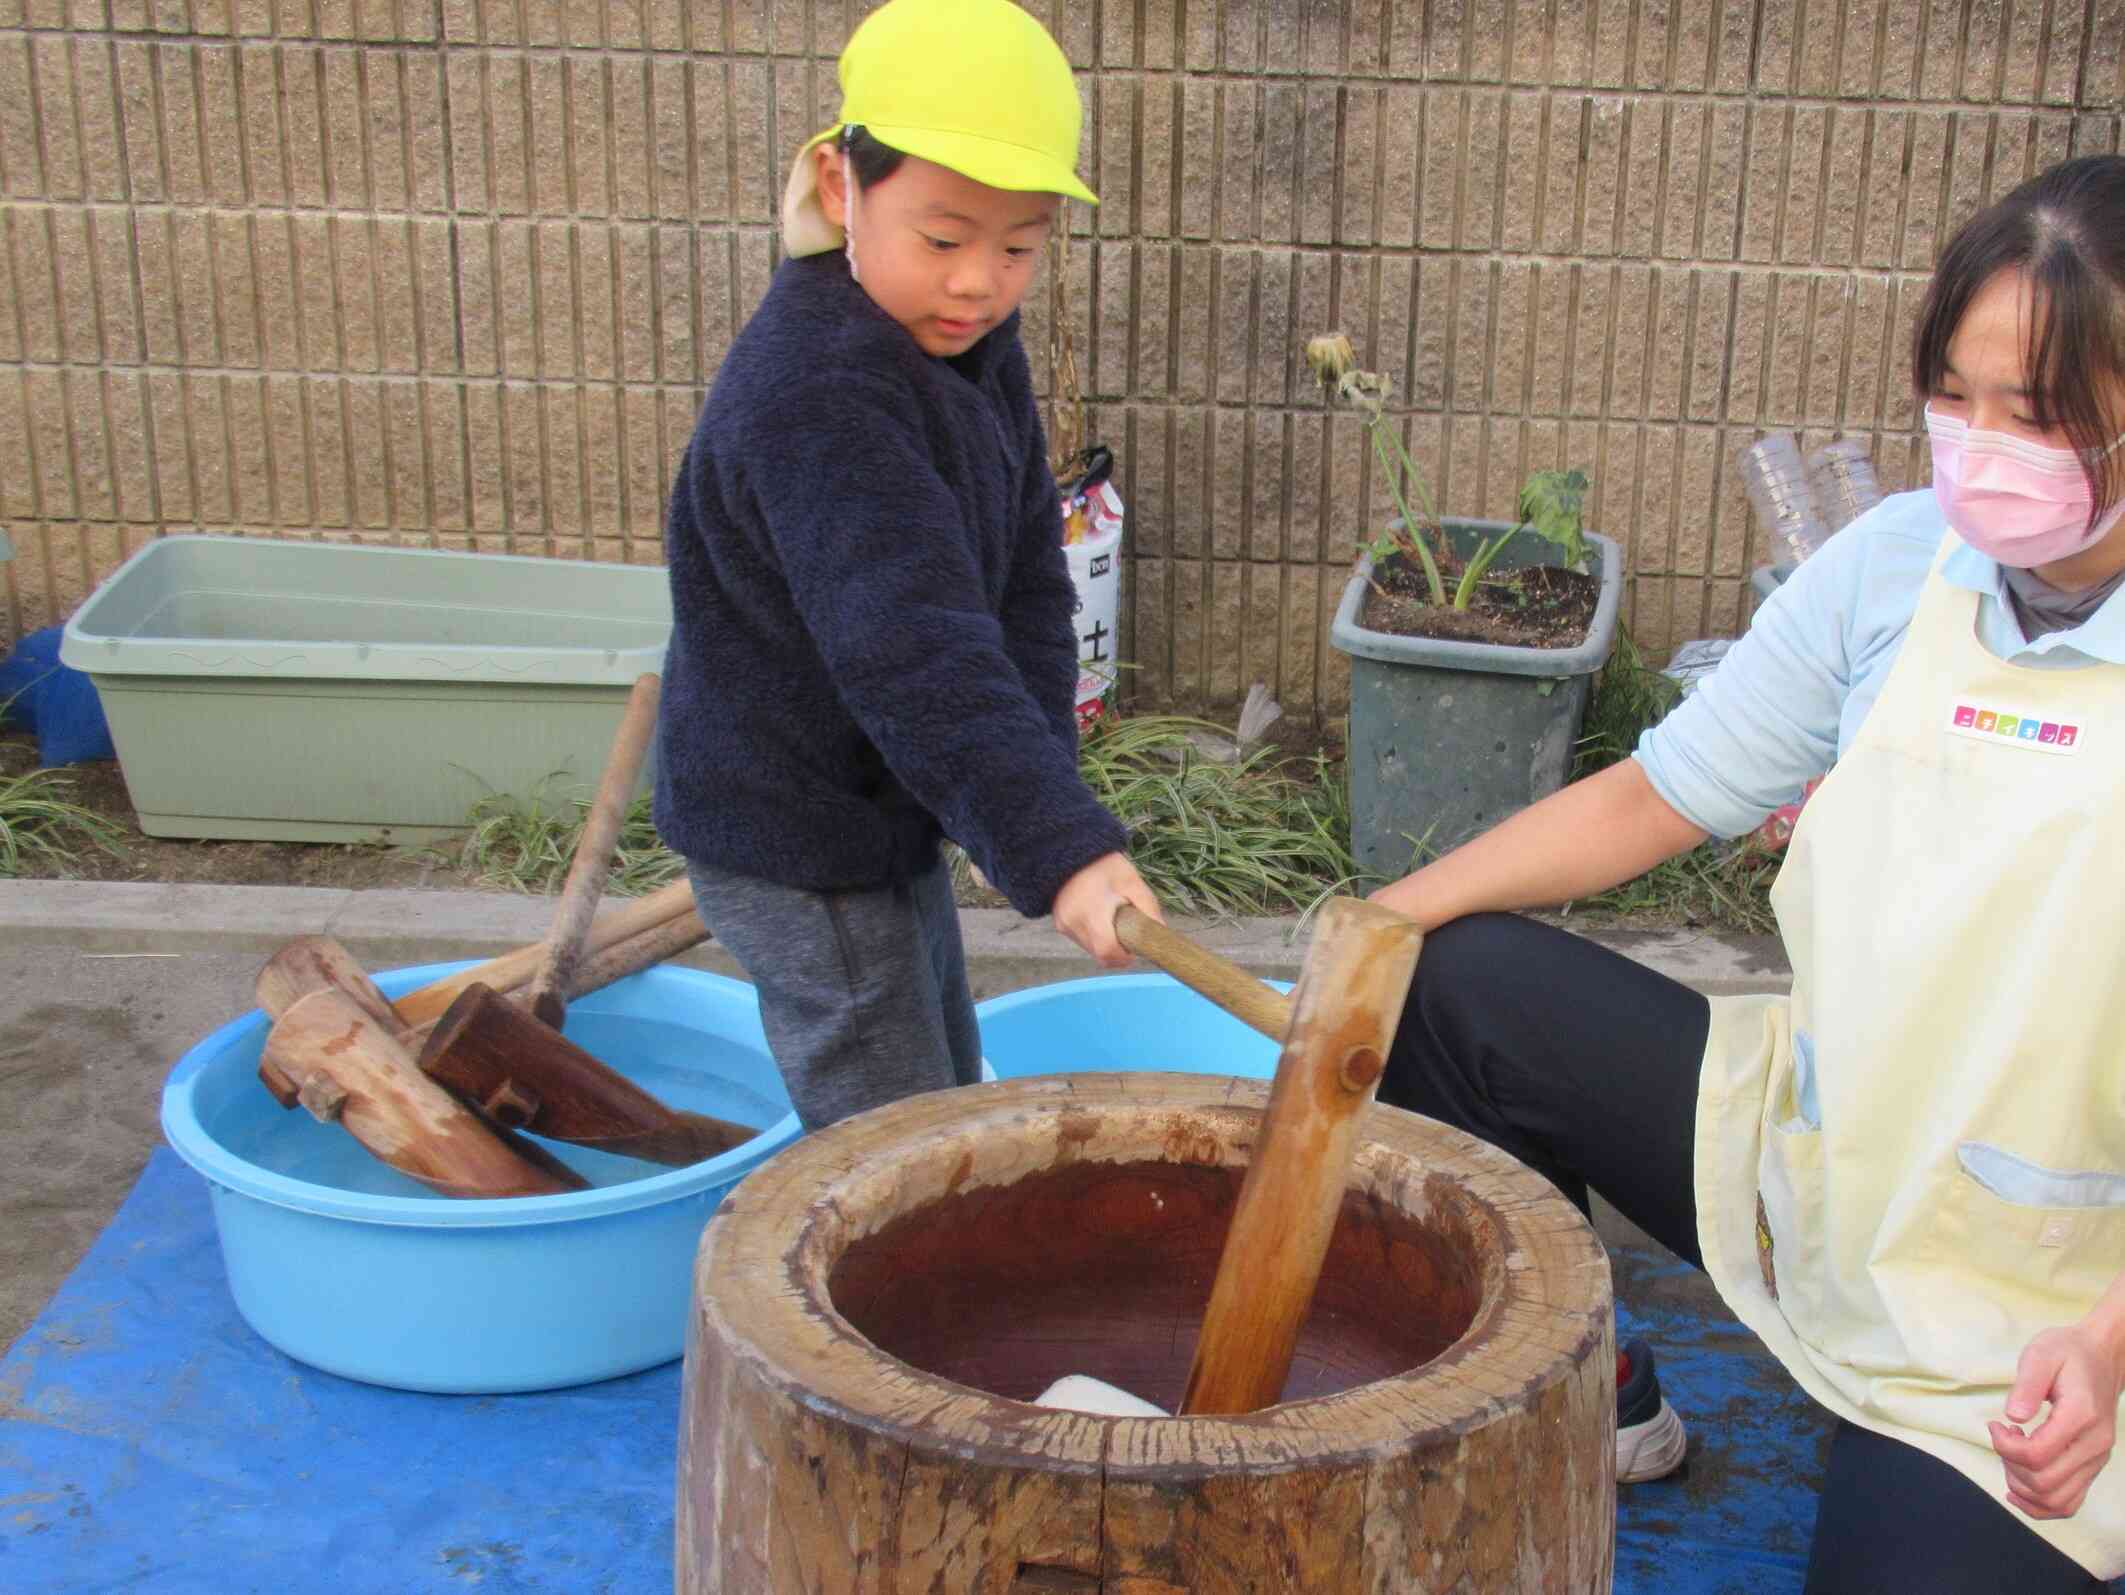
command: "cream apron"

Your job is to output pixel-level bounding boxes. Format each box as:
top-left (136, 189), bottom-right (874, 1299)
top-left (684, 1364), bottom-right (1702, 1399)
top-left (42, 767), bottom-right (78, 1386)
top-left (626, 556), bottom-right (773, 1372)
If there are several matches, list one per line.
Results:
top-left (1695, 543), bottom-right (2125, 1576)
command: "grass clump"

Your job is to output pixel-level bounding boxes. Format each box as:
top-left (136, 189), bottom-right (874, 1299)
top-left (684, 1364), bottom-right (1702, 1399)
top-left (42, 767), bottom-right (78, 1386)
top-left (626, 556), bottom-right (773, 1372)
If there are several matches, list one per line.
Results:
top-left (439, 716), bottom-right (1361, 921)
top-left (1076, 714), bottom-right (1358, 918)
top-left (440, 778), bottom-right (685, 897)
top-left (0, 766), bottom-right (126, 878)
top-left (1568, 843), bottom-right (1783, 935)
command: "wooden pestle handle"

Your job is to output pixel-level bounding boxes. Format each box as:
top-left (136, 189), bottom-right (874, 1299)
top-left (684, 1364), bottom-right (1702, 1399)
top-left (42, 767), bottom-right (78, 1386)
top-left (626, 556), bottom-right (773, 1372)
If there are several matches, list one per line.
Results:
top-left (527, 672), bottom-right (663, 1027)
top-left (568, 905), bottom-right (707, 994)
top-left (393, 907), bottom-right (708, 1051)
top-left (1178, 897), bottom-right (1424, 1416)
top-left (1113, 903), bottom-right (1295, 1041)
top-left (390, 878), bottom-right (697, 1030)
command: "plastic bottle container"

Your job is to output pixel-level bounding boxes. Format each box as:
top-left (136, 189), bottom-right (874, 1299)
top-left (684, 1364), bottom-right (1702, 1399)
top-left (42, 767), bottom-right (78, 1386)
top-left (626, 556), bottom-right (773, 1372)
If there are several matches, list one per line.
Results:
top-left (1805, 437), bottom-right (1884, 534)
top-left (1738, 431), bottom-right (1831, 564)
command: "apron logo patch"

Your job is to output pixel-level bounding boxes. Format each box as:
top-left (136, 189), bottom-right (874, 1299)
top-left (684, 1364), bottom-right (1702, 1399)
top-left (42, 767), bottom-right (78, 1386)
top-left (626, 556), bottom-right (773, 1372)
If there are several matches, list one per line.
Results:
top-left (1947, 702), bottom-right (2081, 754)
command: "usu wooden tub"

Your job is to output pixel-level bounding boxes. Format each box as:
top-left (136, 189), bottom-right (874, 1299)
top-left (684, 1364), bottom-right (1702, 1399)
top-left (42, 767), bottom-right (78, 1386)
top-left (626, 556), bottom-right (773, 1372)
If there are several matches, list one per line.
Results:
top-left (678, 1073), bottom-right (1615, 1593)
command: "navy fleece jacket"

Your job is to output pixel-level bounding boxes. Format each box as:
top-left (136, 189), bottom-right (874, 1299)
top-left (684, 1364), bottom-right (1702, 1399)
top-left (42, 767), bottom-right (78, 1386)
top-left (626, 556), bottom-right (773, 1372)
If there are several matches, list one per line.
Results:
top-left (652, 253), bottom-right (1127, 918)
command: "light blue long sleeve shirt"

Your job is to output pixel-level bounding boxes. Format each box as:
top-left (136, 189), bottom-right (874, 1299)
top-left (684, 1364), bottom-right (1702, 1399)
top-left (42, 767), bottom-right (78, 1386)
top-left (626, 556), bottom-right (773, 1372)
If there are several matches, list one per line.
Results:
top-left (1636, 490), bottom-right (2125, 839)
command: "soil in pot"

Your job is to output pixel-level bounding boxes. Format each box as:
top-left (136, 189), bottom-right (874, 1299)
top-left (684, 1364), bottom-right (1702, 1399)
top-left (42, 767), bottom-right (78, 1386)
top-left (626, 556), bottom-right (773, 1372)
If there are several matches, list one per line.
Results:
top-left (1363, 554), bottom-right (1600, 649)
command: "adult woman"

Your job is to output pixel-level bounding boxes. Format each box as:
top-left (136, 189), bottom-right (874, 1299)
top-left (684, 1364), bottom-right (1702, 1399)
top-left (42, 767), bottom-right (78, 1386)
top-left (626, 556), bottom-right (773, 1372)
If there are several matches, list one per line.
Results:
top-left (1372, 154), bottom-right (2125, 1590)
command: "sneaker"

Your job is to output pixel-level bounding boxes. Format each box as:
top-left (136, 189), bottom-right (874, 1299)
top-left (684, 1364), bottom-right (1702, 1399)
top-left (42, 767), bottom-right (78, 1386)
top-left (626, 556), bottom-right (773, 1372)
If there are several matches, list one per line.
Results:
top-left (1615, 1338), bottom-right (1687, 1482)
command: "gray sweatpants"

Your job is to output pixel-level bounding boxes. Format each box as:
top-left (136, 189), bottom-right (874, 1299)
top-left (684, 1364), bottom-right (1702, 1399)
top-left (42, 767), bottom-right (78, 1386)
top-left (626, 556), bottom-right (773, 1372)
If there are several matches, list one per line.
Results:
top-left (686, 851), bottom-right (982, 1132)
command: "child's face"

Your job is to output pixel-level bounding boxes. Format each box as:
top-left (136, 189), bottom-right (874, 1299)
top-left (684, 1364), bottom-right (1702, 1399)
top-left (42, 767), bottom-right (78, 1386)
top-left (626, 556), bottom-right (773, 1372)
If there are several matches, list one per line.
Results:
top-left (817, 148), bottom-right (1057, 358)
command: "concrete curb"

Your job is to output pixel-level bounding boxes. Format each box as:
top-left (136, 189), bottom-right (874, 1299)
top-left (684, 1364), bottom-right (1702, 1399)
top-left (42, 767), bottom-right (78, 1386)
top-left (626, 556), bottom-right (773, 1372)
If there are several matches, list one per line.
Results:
top-left (1, 880), bottom-right (1793, 998)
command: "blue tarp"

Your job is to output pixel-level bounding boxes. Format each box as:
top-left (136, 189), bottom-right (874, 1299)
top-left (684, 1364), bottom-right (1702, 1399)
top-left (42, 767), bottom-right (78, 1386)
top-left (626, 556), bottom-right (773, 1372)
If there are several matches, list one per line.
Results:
top-left (1, 1153), bottom-right (673, 1594)
top-left (1611, 1247), bottom-right (1823, 1590)
top-left (0, 1148), bottom-right (2041, 1593)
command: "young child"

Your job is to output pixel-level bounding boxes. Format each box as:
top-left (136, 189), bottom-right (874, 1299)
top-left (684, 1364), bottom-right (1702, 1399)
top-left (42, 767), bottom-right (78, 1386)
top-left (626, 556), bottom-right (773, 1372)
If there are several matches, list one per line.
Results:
top-left (653, 0), bottom-right (1163, 1132)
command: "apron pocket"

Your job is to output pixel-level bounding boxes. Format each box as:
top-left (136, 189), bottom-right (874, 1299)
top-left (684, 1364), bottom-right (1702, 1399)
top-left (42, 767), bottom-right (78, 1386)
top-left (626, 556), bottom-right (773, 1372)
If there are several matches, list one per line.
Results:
top-left (1784, 1030), bottom-right (1822, 1132)
top-left (1904, 1147), bottom-right (2125, 1381)
top-left (1958, 1143), bottom-right (2125, 1212)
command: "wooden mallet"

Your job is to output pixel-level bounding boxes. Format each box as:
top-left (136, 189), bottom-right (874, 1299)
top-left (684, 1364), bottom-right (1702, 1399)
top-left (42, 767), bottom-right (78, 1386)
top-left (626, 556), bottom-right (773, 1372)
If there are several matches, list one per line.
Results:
top-left (1036, 896), bottom-right (1422, 1417)
top-left (255, 927), bottom-right (754, 1168)
top-left (417, 983), bottom-right (756, 1164)
top-left (258, 986), bottom-right (589, 1198)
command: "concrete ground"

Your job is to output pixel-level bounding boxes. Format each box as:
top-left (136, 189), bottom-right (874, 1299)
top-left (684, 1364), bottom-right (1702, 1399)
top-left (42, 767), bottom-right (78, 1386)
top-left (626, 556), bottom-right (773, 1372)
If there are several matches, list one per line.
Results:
top-left (0, 880), bottom-right (1791, 1351)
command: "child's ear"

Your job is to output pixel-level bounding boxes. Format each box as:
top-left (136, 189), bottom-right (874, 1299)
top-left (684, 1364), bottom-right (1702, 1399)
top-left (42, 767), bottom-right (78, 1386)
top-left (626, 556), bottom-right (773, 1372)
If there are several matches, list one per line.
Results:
top-left (814, 142), bottom-right (848, 230)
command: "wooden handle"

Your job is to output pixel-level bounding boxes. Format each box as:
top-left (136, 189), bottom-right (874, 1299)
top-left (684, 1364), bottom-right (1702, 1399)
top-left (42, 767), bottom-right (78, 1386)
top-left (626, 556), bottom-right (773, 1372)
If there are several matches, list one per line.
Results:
top-left (262, 989), bottom-right (588, 1198)
top-left (1178, 897), bottom-right (1423, 1416)
top-left (1113, 904), bottom-right (1294, 1041)
top-left (389, 877), bottom-right (697, 1030)
top-left (527, 672), bottom-right (663, 1027)
top-left (570, 903), bottom-right (707, 994)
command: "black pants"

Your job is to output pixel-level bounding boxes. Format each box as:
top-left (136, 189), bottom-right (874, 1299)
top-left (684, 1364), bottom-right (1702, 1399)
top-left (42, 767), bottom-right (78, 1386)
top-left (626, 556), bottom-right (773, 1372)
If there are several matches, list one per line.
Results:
top-left (1379, 912), bottom-right (2105, 1594)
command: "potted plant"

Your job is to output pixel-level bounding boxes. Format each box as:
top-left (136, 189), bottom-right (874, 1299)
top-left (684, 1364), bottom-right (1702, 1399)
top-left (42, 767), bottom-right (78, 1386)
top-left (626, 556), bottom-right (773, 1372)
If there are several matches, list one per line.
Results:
top-left (1310, 334), bottom-right (1624, 876)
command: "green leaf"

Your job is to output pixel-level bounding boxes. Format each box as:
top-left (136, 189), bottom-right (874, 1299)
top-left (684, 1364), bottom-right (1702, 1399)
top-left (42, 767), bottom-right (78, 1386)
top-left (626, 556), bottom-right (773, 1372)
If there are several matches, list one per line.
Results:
top-left (1519, 467), bottom-right (1591, 572)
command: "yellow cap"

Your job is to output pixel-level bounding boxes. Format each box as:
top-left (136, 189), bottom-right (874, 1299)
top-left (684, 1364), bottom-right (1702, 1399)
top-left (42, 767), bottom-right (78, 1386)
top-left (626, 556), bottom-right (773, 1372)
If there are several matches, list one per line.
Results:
top-left (781, 0), bottom-right (1097, 258)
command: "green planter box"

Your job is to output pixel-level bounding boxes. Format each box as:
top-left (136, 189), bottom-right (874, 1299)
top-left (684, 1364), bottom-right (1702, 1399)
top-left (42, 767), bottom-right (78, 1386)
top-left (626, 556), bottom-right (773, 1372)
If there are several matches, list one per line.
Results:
top-left (59, 536), bottom-right (671, 842)
top-left (1331, 519), bottom-right (1622, 877)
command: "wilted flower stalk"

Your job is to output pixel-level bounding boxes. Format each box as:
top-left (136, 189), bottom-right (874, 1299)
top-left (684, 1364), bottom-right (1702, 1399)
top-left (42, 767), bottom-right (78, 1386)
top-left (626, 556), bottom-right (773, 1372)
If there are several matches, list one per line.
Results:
top-left (1309, 330), bottom-right (1448, 607)
top-left (1305, 332), bottom-right (1356, 388)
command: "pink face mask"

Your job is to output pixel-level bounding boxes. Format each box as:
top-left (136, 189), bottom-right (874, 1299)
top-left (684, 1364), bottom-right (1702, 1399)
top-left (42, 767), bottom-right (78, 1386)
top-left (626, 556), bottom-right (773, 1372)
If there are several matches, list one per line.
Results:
top-left (1926, 405), bottom-right (2125, 568)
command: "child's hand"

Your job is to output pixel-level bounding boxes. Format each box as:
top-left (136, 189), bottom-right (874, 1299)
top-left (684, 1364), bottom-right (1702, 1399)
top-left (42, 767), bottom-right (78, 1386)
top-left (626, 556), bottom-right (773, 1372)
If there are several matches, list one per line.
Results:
top-left (1052, 853), bottom-right (1163, 968)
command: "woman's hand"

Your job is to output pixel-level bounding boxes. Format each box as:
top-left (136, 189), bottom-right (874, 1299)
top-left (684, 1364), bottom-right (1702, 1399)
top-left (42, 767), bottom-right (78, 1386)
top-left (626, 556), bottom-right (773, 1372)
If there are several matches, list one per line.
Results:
top-left (1052, 852), bottom-right (1162, 968)
top-left (1990, 1318), bottom-right (2125, 1519)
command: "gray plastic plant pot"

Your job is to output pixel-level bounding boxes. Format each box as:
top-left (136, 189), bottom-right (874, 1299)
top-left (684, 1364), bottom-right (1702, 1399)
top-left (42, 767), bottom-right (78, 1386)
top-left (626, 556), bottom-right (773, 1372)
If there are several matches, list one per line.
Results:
top-left (1749, 562), bottom-right (1796, 606)
top-left (1331, 519), bottom-right (1623, 877)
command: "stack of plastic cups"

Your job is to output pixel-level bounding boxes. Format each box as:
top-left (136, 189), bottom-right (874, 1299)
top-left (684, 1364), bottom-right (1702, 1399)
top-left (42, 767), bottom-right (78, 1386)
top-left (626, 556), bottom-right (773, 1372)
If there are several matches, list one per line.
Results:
top-left (1738, 431), bottom-right (1832, 565)
top-left (1805, 438), bottom-right (1884, 534)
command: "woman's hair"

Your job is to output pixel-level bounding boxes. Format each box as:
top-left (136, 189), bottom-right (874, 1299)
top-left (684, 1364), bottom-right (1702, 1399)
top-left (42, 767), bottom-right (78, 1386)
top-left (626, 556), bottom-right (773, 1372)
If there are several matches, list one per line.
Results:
top-left (842, 125), bottom-right (906, 190)
top-left (1911, 155), bottom-right (2125, 529)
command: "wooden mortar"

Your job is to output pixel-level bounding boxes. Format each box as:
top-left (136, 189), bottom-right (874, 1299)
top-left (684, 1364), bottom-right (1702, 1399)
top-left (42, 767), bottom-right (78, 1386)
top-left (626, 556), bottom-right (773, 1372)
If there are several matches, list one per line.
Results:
top-left (677, 1072), bottom-right (1615, 1593)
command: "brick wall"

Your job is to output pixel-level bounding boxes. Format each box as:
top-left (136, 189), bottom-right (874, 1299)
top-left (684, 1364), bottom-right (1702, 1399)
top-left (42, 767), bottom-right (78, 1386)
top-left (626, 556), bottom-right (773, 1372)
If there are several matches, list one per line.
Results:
top-left (2, 0), bottom-right (2121, 718)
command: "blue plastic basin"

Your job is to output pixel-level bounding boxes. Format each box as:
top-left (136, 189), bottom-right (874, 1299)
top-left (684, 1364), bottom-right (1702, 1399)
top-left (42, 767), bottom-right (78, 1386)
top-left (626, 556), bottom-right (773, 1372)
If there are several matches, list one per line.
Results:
top-left (975, 972), bottom-right (1287, 1081)
top-left (161, 962), bottom-right (799, 1394)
